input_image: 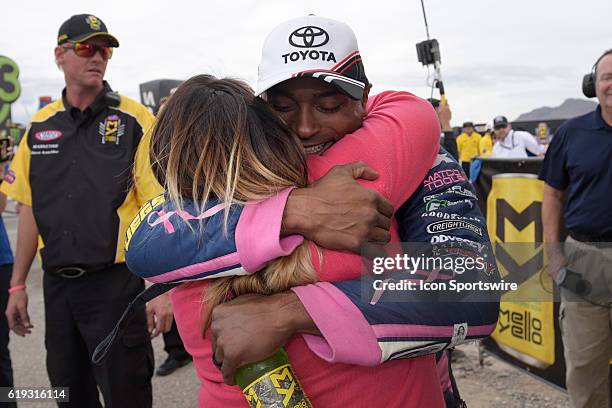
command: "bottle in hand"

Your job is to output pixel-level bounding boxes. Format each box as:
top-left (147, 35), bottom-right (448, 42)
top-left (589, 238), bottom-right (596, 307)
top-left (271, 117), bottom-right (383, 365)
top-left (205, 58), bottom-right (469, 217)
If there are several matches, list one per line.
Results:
top-left (235, 348), bottom-right (313, 408)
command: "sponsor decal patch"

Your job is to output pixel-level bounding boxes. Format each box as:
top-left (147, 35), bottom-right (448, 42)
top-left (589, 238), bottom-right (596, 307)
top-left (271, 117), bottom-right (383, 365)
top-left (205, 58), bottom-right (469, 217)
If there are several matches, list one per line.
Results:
top-left (282, 50), bottom-right (336, 64)
top-left (99, 114), bottom-right (125, 144)
top-left (34, 130), bottom-right (62, 141)
top-left (424, 197), bottom-right (474, 212)
top-left (420, 211), bottom-right (482, 222)
top-left (86, 16), bottom-right (101, 30)
top-left (125, 194), bottom-right (166, 251)
top-left (430, 234), bottom-right (486, 252)
top-left (451, 323), bottom-right (468, 344)
top-left (289, 26), bottom-right (329, 48)
top-left (423, 185), bottom-right (478, 211)
top-left (423, 169), bottom-right (466, 191)
top-left (283, 25), bottom-right (336, 64)
top-left (424, 197), bottom-right (450, 211)
top-left (426, 220), bottom-right (483, 236)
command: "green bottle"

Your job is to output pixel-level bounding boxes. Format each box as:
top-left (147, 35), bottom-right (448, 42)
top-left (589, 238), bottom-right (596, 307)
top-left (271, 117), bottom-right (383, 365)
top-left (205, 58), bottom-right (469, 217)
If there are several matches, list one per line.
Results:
top-left (235, 348), bottom-right (313, 408)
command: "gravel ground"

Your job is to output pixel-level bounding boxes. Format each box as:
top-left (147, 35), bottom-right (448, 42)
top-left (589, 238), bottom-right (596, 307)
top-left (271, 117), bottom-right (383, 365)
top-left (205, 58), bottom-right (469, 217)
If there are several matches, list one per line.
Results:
top-left (3, 209), bottom-right (571, 407)
top-left (454, 343), bottom-right (570, 408)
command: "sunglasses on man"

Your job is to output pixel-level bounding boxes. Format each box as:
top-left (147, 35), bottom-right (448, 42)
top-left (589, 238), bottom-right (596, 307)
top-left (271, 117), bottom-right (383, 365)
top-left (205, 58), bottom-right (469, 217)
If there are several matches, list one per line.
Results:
top-left (62, 42), bottom-right (113, 59)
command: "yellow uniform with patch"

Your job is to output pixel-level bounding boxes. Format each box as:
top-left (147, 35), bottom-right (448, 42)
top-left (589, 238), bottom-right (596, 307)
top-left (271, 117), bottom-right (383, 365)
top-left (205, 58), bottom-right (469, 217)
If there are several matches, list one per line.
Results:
top-left (479, 133), bottom-right (493, 157)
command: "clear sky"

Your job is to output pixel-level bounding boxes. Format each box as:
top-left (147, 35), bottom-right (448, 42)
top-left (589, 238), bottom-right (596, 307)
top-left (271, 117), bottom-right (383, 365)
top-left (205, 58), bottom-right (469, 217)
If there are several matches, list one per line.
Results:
top-left (3, 0), bottom-right (611, 126)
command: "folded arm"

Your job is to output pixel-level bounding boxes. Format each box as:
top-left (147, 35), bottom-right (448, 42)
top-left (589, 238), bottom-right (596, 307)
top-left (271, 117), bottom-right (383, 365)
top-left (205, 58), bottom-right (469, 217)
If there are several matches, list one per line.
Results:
top-left (291, 148), bottom-right (500, 365)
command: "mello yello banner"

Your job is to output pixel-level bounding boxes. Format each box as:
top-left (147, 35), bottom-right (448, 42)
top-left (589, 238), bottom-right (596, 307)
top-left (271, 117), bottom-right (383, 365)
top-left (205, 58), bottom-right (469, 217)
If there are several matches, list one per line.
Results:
top-left (474, 158), bottom-right (567, 389)
top-left (486, 173), bottom-right (555, 369)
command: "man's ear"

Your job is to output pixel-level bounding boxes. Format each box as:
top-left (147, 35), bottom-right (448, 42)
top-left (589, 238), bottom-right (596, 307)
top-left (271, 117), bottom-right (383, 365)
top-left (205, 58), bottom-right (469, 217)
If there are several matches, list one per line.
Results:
top-left (361, 83), bottom-right (372, 109)
top-left (54, 46), bottom-right (65, 70)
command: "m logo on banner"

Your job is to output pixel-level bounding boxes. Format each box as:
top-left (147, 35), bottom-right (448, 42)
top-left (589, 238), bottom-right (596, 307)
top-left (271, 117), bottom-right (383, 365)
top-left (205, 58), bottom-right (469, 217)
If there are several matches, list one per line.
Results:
top-left (495, 199), bottom-right (544, 284)
top-left (142, 91), bottom-right (156, 108)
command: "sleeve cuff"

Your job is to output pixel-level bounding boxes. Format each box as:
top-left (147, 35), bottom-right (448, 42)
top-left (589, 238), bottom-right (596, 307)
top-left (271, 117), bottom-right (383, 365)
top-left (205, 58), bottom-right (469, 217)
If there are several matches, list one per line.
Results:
top-left (541, 178), bottom-right (567, 190)
top-left (0, 183), bottom-right (31, 207)
top-left (235, 187), bottom-right (304, 272)
top-left (292, 282), bottom-right (381, 366)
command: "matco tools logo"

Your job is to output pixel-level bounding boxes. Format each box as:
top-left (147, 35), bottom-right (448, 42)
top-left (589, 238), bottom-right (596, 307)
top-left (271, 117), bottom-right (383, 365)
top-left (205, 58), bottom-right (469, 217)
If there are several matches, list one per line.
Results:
top-left (99, 114), bottom-right (125, 144)
top-left (289, 26), bottom-right (329, 48)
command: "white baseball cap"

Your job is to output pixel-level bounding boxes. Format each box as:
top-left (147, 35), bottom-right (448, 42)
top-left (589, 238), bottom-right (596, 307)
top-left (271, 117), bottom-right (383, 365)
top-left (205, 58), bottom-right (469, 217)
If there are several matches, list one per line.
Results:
top-left (256, 15), bottom-right (369, 100)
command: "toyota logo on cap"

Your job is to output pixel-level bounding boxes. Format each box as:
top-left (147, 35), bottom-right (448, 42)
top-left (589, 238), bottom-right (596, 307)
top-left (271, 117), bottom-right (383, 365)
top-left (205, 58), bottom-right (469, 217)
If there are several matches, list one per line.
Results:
top-left (289, 26), bottom-right (329, 48)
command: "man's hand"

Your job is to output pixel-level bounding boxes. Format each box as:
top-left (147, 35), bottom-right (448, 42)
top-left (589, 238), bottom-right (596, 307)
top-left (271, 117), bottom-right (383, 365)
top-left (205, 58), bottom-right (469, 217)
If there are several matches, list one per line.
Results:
top-left (146, 292), bottom-right (173, 338)
top-left (542, 184), bottom-right (567, 282)
top-left (436, 102), bottom-right (452, 132)
top-left (6, 291), bottom-right (33, 337)
top-left (547, 250), bottom-right (567, 281)
top-left (282, 161), bottom-right (394, 253)
top-left (211, 292), bottom-right (318, 385)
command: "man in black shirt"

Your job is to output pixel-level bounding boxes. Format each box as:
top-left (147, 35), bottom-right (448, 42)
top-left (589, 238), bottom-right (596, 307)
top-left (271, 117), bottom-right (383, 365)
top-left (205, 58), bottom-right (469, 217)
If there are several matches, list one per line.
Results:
top-left (2, 14), bottom-right (173, 407)
top-left (540, 49), bottom-right (612, 408)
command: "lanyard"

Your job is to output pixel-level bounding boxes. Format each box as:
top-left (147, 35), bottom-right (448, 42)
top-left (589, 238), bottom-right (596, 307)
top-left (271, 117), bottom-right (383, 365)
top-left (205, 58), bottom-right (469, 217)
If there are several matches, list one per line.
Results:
top-left (499, 130), bottom-right (517, 150)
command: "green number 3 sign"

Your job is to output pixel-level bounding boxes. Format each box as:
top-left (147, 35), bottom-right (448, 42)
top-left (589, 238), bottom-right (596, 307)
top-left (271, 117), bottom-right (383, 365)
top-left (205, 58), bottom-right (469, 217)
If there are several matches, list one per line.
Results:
top-left (0, 56), bottom-right (22, 125)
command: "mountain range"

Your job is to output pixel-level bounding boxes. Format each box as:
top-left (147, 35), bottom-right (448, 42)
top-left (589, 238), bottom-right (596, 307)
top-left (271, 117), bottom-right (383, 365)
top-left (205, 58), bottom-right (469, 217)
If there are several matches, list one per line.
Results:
top-left (515, 98), bottom-right (597, 121)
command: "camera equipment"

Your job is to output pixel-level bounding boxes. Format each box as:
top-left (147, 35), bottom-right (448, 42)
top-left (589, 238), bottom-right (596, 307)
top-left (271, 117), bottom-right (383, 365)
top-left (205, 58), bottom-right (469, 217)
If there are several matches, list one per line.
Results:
top-left (417, 0), bottom-right (447, 105)
top-left (416, 39), bottom-right (441, 66)
top-left (555, 267), bottom-right (592, 296)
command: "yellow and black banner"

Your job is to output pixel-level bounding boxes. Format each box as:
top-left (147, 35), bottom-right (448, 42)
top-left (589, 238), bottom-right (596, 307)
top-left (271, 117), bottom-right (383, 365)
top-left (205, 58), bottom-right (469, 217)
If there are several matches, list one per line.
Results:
top-left (139, 79), bottom-right (182, 115)
top-left (475, 157), bottom-right (567, 388)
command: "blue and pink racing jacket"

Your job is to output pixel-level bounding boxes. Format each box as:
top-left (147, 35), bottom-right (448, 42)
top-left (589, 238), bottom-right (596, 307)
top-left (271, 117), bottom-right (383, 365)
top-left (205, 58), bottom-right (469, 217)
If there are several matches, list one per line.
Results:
top-left (125, 146), bottom-right (500, 366)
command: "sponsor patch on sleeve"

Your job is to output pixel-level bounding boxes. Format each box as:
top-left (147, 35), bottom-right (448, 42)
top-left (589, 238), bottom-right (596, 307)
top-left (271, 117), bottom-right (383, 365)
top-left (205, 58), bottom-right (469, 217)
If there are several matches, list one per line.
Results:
top-left (451, 323), bottom-right (468, 344)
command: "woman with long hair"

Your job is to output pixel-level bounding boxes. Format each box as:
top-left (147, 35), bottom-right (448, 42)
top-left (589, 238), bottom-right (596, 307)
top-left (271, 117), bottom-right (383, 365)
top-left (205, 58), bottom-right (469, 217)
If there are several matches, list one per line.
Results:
top-left (149, 74), bottom-right (318, 321)
top-left (127, 73), bottom-right (449, 407)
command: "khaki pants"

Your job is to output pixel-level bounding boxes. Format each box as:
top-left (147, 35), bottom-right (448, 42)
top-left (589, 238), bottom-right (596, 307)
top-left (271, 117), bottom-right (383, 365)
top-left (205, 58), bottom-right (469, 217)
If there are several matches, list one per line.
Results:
top-left (560, 236), bottom-right (612, 408)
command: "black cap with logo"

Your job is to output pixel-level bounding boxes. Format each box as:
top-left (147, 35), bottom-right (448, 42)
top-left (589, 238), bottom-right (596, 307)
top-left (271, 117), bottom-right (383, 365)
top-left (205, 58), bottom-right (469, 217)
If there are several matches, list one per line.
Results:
top-left (493, 115), bottom-right (509, 129)
top-left (57, 14), bottom-right (119, 47)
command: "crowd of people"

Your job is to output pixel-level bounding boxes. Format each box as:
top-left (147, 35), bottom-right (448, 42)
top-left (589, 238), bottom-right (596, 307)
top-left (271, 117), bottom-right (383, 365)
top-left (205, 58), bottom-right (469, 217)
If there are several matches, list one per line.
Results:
top-left (0, 10), bottom-right (609, 408)
top-left (443, 114), bottom-right (546, 178)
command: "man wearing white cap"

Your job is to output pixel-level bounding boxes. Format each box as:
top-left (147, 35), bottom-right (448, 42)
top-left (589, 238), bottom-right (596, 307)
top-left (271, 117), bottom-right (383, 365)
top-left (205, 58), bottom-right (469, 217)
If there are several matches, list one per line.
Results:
top-left (126, 15), bottom-right (498, 407)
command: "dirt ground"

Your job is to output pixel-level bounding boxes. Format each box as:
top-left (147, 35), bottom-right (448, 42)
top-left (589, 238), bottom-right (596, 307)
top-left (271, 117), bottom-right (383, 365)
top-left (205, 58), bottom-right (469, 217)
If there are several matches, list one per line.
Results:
top-left (454, 342), bottom-right (570, 408)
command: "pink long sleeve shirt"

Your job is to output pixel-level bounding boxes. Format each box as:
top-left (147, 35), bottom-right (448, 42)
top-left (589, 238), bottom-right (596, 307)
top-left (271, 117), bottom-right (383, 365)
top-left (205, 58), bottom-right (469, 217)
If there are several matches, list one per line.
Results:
top-left (169, 91), bottom-right (445, 407)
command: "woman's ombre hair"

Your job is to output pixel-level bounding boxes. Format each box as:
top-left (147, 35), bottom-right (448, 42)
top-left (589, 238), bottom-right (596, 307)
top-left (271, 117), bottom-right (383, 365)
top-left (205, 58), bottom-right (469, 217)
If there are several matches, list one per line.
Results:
top-left (149, 74), bottom-right (316, 327)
